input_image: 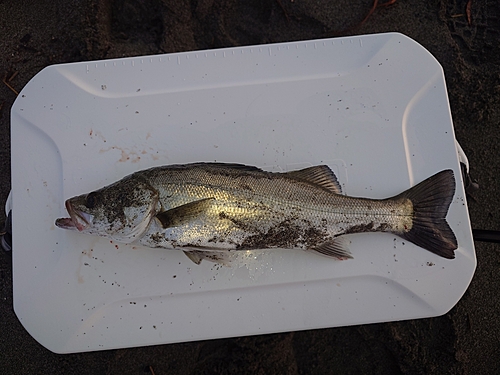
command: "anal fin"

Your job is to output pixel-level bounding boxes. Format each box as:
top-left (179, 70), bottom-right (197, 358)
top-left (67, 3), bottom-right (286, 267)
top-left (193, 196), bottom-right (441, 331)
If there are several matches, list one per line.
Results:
top-left (310, 237), bottom-right (353, 260)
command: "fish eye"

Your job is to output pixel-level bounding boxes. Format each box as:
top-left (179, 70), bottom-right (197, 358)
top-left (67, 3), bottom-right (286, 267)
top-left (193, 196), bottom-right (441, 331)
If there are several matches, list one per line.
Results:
top-left (85, 192), bottom-right (100, 209)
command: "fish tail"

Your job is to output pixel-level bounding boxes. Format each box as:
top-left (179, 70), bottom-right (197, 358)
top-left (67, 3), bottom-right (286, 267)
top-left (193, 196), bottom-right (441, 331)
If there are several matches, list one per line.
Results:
top-left (397, 170), bottom-right (458, 259)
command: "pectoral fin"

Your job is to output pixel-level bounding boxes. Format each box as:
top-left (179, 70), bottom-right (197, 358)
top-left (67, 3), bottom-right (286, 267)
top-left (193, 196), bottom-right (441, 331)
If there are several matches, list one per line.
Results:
top-left (310, 237), bottom-right (353, 260)
top-left (156, 198), bottom-right (214, 229)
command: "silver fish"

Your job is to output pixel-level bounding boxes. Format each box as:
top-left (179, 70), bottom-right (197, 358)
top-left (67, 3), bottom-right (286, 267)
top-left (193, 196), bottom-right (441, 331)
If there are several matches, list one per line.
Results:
top-left (55, 163), bottom-right (457, 263)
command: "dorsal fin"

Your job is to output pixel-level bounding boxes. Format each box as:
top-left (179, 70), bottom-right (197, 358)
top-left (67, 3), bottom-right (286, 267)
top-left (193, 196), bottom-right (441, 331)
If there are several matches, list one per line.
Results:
top-left (193, 163), bottom-right (265, 173)
top-left (285, 165), bottom-right (342, 194)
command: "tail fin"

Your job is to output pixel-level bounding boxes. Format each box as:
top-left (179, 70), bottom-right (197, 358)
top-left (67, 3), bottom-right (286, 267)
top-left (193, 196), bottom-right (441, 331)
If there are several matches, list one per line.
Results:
top-left (397, 170), bottom-right (458, 259)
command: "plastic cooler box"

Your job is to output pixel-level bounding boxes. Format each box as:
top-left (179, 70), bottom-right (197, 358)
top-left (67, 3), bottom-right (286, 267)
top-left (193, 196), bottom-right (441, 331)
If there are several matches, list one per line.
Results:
top-left (8, 33), bottom-right (475, 353)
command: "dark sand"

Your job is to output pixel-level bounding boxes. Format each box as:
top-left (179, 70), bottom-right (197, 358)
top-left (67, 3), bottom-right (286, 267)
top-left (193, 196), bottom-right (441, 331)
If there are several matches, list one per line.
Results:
top-left (1, 0), bottom-right (499, 373)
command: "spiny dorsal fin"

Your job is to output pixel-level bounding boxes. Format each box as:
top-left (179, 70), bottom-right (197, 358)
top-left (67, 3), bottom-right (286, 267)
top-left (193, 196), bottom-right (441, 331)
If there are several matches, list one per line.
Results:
top-left (285, 165), bottom-right (342, 194)
top-left (310, 237), bottom-right (353, 260)
top-left (156, 198), bottom-right (214, 228)
top-left (193, 163), bottom-right (265, 173)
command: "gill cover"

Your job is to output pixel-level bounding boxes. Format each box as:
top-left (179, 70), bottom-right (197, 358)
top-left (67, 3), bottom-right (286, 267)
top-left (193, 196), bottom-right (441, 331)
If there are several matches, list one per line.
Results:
top-left (60, 176), bottom-right (160, 243)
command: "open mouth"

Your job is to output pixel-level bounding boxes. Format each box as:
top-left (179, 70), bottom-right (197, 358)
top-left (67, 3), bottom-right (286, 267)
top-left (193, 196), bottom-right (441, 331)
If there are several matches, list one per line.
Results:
top-left (55, 200), bottom-right (93, 231)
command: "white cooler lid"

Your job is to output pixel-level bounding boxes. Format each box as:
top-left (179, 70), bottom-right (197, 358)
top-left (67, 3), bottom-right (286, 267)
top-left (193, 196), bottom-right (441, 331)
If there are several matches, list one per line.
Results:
top-left (10, 32), bottom-right (475, 353)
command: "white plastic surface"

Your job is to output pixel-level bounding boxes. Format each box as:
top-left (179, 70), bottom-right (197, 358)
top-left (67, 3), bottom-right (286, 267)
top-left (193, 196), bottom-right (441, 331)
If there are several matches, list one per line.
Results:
top-left (10, 33), bottom-right (475, 353)
top-left (5, 190), bottom-right (11, 215)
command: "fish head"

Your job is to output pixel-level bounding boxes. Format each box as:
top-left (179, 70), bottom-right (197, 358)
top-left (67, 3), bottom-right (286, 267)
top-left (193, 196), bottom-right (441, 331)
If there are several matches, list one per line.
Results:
top-left (56, 176), bottom-right (160, 243)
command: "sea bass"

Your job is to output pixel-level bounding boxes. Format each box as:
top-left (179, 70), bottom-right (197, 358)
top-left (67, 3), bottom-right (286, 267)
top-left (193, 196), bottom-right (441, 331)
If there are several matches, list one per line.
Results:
top-left (55, 163), bottom-right (458, 263)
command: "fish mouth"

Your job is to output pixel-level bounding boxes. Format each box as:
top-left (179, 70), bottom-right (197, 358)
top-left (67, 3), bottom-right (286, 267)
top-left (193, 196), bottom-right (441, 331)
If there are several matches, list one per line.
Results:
top-left (55, 200), bottom-right (93, 231)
